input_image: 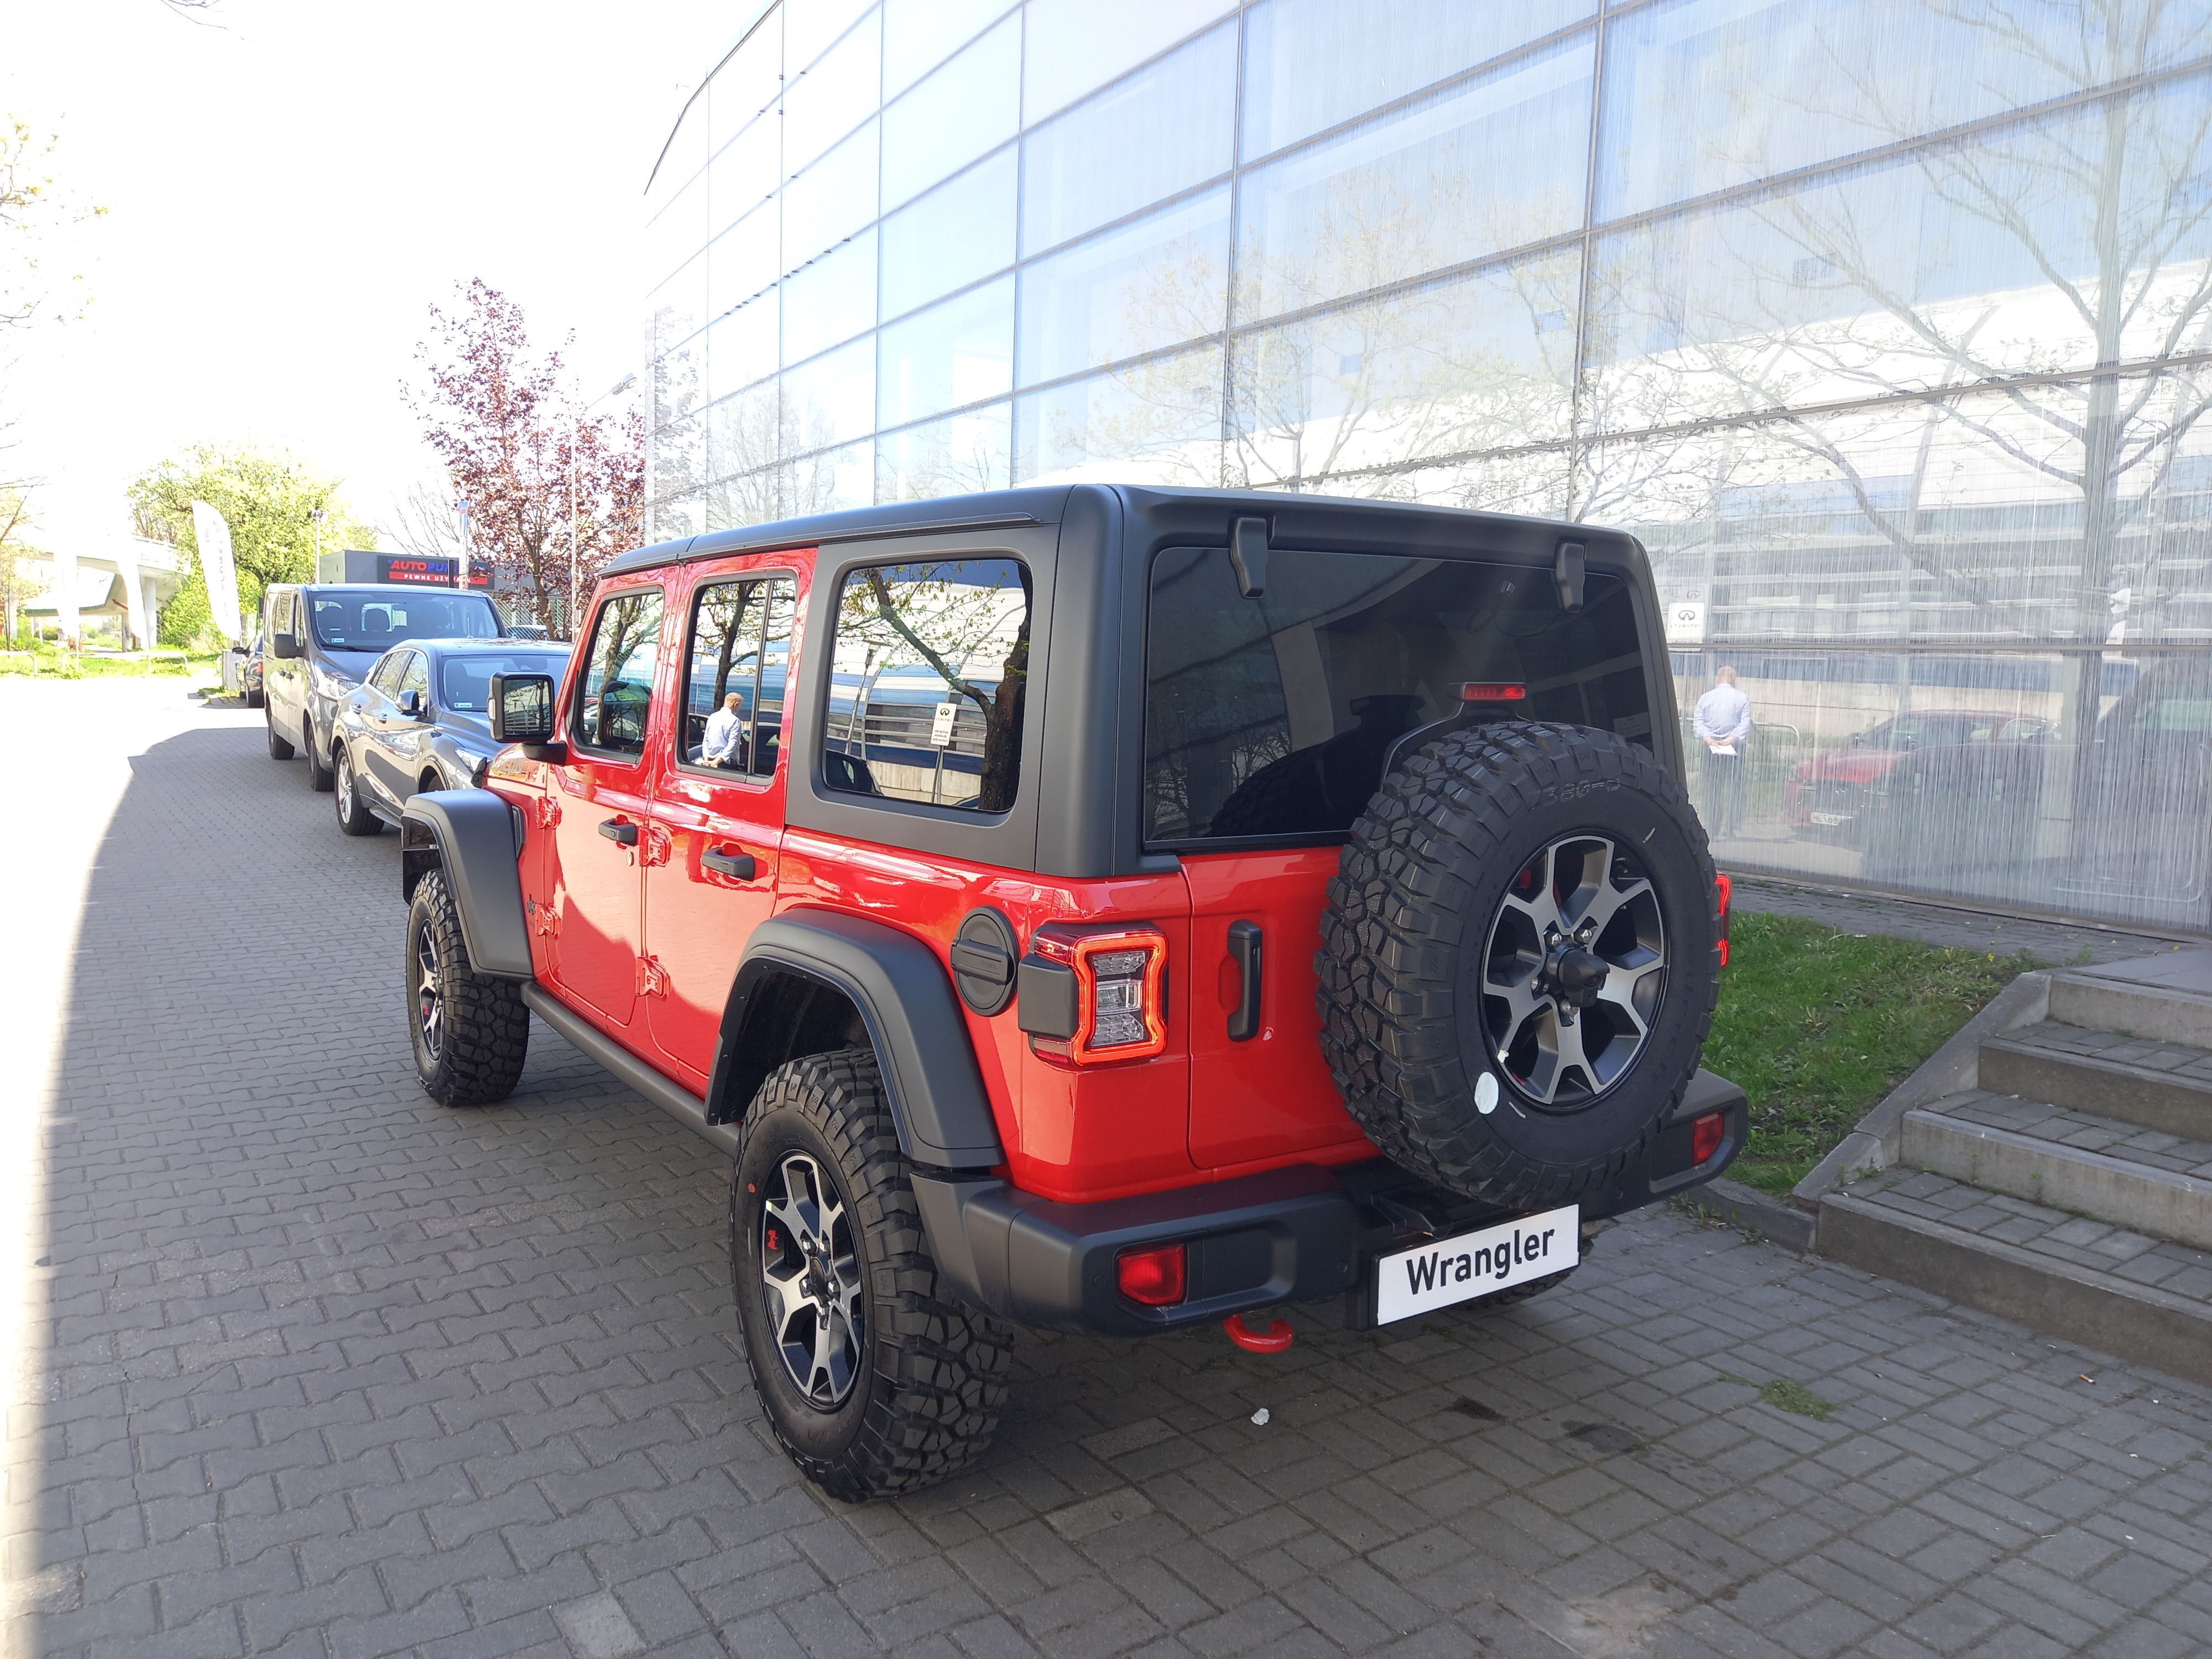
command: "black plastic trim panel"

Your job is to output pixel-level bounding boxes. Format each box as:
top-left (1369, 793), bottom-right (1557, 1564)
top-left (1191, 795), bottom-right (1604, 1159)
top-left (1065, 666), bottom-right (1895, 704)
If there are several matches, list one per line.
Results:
top-left (521, 985), bottom-right (738, 1159)
top-left (399, 791), bottom-right (533, 978)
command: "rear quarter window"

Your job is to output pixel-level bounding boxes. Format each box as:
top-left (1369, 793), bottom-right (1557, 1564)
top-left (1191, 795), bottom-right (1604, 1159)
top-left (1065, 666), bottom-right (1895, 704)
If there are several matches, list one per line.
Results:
top-left (1143, 547), bottom-right (1650, 845)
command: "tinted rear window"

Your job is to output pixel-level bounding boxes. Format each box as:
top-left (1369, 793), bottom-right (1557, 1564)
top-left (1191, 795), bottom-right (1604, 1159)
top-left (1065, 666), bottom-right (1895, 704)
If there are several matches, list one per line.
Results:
top-left (1144, 547), bottom-right (1651, 845)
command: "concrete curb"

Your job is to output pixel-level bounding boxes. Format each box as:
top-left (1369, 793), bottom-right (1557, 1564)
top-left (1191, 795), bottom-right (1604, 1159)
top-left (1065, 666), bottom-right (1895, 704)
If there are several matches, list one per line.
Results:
top-left (1675, 1175), bottom-right (1816, 1254)
top-left (1792, 968), bottom-right (2051, 1207)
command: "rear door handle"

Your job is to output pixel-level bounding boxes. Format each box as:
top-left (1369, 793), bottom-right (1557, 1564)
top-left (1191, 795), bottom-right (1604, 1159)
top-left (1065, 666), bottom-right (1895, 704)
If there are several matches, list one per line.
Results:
top-left (702, 846), bottom-right (757, 881)
top-left (1227, 920), bottom-right (1262, 1041)
top-left (598, 818), bottom-right (639, 847)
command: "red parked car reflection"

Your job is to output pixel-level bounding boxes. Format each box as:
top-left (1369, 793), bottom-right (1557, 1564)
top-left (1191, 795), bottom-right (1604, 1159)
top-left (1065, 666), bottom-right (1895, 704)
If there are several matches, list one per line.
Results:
top-left (1782, 711), bottom-right (2053, 842)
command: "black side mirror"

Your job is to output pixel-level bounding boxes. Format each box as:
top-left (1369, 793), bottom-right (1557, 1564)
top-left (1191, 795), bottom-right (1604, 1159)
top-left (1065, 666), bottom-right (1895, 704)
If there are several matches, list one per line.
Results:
top-left (491, 672), bottom-right (563, 760)
top-left (271, 632), bottom-right (302, 660)
top-left (398, 689), bottom-right (427, 719)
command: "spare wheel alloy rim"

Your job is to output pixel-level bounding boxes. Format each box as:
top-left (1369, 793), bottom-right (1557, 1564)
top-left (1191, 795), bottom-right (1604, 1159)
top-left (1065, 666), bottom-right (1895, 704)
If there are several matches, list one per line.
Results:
top-left (414, 927), bottom-right (444, 1060)
top-left (1481, 833), bottom-right (1667, 1110)
top-left (759, 1150), bottom-right (864, 1410)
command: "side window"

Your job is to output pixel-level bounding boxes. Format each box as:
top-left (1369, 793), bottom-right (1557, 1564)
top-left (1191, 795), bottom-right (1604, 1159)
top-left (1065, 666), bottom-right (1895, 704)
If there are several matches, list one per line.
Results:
top-left (399, 652), bottom-right (430, 700)
top-left (680, 574), bottom-right (798, 777)
top-left (371, 652), bottom-right (408, 696)
top-left (822, 559), bottom-right (1030, 812)
top-left (574, 589), bottom-right (664, 757)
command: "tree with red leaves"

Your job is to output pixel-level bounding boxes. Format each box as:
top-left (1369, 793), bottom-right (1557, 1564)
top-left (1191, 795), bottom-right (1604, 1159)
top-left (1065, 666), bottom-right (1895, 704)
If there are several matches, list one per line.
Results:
top-left (409, 279), bottom-right (641, 637)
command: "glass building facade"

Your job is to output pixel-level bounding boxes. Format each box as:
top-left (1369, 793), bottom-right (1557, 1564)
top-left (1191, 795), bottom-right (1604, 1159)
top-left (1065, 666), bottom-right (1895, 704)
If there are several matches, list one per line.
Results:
top-left (644, 0), bottom-right (2212, 933)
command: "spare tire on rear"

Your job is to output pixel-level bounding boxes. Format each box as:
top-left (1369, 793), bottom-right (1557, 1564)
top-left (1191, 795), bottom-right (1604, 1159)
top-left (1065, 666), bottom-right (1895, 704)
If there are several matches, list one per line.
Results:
top-left (1316, 721), bottom-right (1719, 1211)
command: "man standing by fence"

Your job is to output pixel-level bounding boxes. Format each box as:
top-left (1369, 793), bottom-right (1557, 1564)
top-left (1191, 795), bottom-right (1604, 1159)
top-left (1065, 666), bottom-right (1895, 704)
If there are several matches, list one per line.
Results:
top-left (1694, 665), bottom-right (1752, 837)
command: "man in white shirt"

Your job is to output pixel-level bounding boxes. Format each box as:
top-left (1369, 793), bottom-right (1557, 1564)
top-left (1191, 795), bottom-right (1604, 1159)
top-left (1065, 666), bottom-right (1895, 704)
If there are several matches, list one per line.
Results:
top-left (1692, 666), bottom-right (1752, 836)
top-left (702, 691), bottom-right (748, 770)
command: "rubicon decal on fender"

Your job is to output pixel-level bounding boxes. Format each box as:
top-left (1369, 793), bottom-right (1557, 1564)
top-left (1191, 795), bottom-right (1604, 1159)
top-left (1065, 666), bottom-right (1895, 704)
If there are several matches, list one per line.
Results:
top-left (1376, 1206), bottom-right (1579, 1323)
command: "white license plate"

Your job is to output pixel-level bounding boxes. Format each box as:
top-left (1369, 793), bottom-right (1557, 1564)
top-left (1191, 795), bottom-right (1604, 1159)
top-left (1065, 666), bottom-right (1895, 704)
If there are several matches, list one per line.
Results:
top-left (1375, 1204), bottom-right (1579, 1324)
top-left (1809, 811), bottom-right (1853, 826)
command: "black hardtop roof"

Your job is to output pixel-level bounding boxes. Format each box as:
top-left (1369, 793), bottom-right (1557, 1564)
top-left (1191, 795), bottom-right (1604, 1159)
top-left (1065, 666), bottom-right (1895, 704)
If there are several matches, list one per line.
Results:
top-left (597, 484), bottom-right (1646, 581)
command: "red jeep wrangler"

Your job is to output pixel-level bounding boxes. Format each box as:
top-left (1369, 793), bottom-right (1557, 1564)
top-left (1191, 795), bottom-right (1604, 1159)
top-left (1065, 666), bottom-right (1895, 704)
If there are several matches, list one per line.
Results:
top-left (397, 486), bottom-right (1744, 1501)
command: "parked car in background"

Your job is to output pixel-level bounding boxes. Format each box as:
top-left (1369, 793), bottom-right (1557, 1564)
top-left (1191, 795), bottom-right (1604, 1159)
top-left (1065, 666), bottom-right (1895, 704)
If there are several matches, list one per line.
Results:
top-left (262, 583), bottom-right (507, 791)
top-left (220, 629), bottom-right (265, 706)
top-left (328, 637), bottom-right (573, 835)
top-left (506, 622), bottom-right (550, 639)
top-left (1782, 710), bottom-right (2051, 843)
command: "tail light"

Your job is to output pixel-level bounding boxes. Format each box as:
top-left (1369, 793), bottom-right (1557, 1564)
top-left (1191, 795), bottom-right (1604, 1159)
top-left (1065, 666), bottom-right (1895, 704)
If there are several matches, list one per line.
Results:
top-left (1117, 1243), bottom-right (1186, 1306)
top-left (1714, 872), bottom-right (1732, 968)
top-left (1459, 681), bottom-right (1527, 703)
top-left (1692, 1110), bottom-right (1725, 1165)
top-left (1022, 925), bottom-right (1168, 1063)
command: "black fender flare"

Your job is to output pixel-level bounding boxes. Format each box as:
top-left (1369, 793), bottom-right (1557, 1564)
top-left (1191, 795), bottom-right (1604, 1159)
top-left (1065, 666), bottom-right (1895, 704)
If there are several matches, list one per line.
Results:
top-left (399, 790), bottom-right (533, 979)
top-left (708, 910), bottom-right (1006, 1170)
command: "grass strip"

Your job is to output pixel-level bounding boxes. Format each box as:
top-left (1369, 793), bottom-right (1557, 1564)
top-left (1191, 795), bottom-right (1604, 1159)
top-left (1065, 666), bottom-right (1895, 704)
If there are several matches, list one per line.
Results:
top-left (1707, 911), bottom-right (2035, 1193)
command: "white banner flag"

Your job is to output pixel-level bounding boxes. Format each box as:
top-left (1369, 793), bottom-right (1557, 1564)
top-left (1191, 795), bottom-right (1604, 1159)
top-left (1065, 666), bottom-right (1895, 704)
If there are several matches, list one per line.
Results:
top-left (190, 500), bottom-right (242, 646)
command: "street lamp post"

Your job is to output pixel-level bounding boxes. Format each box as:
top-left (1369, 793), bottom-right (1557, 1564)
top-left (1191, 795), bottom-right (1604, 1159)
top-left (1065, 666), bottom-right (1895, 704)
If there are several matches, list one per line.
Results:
top-left (570, 372), bottom-right (637, 639)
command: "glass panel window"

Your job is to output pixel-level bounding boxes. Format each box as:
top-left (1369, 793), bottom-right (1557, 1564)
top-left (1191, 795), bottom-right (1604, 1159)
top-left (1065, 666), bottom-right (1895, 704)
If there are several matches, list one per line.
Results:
top-left (398, 652), bottom-right (430, 700)
top-left (650, 97), bottom-right (709, 217)
top-left (1594, 0), bottom-right (2203, 222)
top-left (707, 201), bottom-right (778, 326)
top-left (1241, 0), bottom-right (1593, 160)
top-left (1020, 22), bottom-right (1237, 257)
top-left (309, 592), bottom-right (500, 650)
top-left (781, 228), bottom-right (878, 364)
top-left (575, 589), bottom-right (665, 756)
top-left (706, 382), bottom-right (781, 484)
top-left (784, 337), bottom-right (878, 451)
top-left (784, 8), bottom-right (881, 175)
top-left (782, 121), bottom-right (879, 270)
top-left (1016, 187), bottom-right (1229, 387)
top-left (680, 575), bottom-right (797, 775)
top-left (885, 0), bottom-right (1012, 99)
top-left (709, 12), bottom-right (782, 157)
top-left (1142, 550), bottom-right (1648, 843)
top-left (879, 276), bottom-right (1014, 429)
top-left (1022, 0), bottom-right (1234, 126)
top-left (439, 650), bottom-right (571, 713)
top-left (823, 558), bottom-right (1032, 812)
top-left (881, 14), bottom-right (1019, 212)
top-left (651, 314), bottom-right (703, 434)
top-left (787, 0), bottom-right (875, 79)
top-left (880, 148), bottom-right (1016, 320)
top-left (878, 405), bottom-right (1013, 501)
top-left (1234, 34), bottom-right (1594, 325)
top-left (1228, 251), bottom-right (1580, 489)
top-left (707, 108), bottom-right (780, 243)
top-left (785, 440), bottom-right (878, 515)
top-left (371, 652), bottom-right (408, 697)
top-left (649, 172), bottom-right (709, 298)
top-left (1014, 346), bottom-right (1224, 486)
top-left (650, 252), bottom-right (708, 361)
top-left (707, 291), bottom-right (779, 404)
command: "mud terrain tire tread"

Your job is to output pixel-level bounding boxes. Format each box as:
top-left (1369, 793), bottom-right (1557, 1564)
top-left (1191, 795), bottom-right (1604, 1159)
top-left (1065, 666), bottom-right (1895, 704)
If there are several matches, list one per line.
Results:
top-left (1317, 721), bottom-right (1718, 1209)
top-left (732, 1049), bottom-right (1013, 1502)
top-left (406, 867), bottom-right (529, 1107)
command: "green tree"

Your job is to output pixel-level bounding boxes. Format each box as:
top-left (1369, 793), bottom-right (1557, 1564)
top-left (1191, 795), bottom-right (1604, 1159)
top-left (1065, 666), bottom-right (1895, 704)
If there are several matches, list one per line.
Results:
top-left (128, 445), bottom-right (373, 644)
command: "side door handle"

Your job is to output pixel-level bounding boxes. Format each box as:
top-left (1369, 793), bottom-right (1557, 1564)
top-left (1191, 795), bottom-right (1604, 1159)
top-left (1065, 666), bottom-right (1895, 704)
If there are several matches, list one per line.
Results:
top-left (598, 817), bottom-right (639, 847)
top-left (1227, 920), bottom-right (1262, 1041)
top-left (701, 846), bottom-right (757, 881)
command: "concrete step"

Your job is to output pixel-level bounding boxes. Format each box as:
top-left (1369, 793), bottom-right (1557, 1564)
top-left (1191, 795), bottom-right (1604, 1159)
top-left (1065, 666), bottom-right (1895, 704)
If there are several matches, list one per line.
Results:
top-left (1819, 1168), bottom-right (2212, 1382)
top-left (1977, 1021), bottom-right (2212, 1138)
top-left (1902, 1091), bottom-right (2212, 1250)
top-left (2048, 952), bottom-right (2212, 1048)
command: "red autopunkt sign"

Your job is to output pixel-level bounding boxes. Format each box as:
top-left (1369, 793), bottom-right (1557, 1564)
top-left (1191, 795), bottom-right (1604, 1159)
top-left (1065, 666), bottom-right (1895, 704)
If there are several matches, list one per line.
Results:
top-left (378, 556), bottom-right (456, 587)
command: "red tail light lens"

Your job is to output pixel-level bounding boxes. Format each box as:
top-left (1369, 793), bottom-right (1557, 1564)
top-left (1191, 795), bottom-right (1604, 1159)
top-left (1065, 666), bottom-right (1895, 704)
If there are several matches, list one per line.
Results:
top-left (1029, 925), bottom-right (1168, 1063)
top-left (1714, 871), bottom-right (1733, 968)
top-left (1117, 1243), bottom-right (1187, 1306)
top-left (1692, 1110), bottom-right (1725, 1166)
top-left (1459, 681), bottom-right (1528, 702)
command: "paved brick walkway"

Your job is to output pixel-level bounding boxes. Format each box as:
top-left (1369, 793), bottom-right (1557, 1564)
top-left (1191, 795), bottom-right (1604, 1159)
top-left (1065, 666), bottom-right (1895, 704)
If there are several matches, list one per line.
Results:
top-left (4, 681), bottom-right (2212, 1658)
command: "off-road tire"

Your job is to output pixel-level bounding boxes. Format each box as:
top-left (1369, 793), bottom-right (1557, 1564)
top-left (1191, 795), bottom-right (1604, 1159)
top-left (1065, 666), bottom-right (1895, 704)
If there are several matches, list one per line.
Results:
top-left (333, 743), bottom-right (383, 837)
top-left (264, 705), bottom-right (294, 760)
top-left (732, 1049), bottom-right (1013, 1502)
top-left (1318, 722), bottom-right (1719, 1210)
top-left (405, 867), bottom-right (528, 1107)
top-left (305, 717), bottom-right (335, 791)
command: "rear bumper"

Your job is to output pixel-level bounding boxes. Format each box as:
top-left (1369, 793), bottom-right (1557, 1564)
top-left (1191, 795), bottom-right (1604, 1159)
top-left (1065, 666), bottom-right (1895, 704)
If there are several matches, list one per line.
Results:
top-left (913, 1068), bottom-right (1750, 1335)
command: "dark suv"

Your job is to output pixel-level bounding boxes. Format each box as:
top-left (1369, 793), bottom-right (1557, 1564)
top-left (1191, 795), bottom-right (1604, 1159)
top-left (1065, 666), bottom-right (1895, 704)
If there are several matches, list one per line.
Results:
top-left (395, 487), bottom-right (1744, 1500)
top-left (261, 583), bottom-right (505, 790)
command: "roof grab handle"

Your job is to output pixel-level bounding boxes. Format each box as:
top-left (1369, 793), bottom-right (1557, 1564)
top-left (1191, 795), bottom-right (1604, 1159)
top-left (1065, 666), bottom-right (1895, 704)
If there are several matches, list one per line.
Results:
top-left (1554, 539), bottom-right (1586, 614)
top-left (1230, 517), bottom-right (1270, 599)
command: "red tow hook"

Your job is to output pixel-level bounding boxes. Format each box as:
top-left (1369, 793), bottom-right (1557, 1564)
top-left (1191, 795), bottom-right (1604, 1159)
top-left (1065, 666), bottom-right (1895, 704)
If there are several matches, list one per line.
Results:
top-left (1223, 1312), bottom-right (1294, 1353)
